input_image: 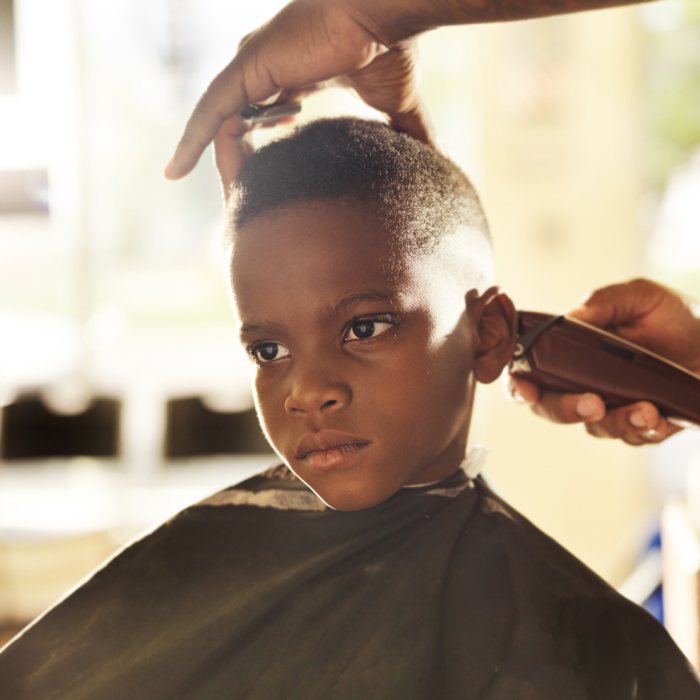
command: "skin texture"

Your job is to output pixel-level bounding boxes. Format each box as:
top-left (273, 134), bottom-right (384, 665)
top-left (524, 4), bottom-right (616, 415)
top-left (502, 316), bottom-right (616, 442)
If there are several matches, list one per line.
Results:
top-left (230, 198), bottom-right (517, 510)
top-left (508, 278), bottom-right (700, 446)
top-left (166, 0), bottom-right (648, 183)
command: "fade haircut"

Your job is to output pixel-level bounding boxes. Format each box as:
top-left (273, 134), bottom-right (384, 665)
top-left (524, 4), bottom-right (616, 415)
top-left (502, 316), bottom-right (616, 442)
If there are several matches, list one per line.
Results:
top-left (227, 118), bottom-right (491, 280)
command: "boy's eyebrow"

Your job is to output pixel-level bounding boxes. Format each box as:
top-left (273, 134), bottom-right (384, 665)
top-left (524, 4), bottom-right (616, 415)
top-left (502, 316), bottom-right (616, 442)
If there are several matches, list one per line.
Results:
top-left (333, 291), bottom-right (394, 314)
top-left (240, 291), bottom-right (396, 339)
top-left (321, 291), bottom-right (397, 325)
top-left (239, 320), bottom-right (286, 337)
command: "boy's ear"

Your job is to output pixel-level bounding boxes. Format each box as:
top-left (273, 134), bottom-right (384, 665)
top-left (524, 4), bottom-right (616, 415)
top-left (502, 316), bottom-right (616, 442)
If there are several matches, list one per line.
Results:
top-left (466, 287), bottom-right (518, 384)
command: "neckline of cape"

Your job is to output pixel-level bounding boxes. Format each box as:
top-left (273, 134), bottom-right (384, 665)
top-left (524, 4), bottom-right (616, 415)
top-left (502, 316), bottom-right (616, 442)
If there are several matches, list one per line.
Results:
top-left (402, 445), bottom-right (489, 488)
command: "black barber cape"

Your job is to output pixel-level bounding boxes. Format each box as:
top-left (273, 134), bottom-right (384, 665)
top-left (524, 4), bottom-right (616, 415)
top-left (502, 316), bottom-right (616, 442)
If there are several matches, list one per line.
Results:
top-left (1, 464), bottom-right (698, 700)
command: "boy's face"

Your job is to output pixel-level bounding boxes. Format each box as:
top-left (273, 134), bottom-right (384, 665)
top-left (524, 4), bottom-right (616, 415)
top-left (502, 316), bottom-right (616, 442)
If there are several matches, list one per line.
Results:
top-left (231, 199), bottom-right (486, 511)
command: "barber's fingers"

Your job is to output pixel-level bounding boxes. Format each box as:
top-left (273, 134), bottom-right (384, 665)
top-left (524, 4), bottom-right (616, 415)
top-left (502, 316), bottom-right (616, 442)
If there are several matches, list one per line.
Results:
top-left (533, 391), bottom-right (606, 425)
top-left (507, 375), bottom-right (682, 445)
top-left (212, 87), bottom-right (317, 201)
top-left (584, 402), bottom-right (683, 445)
top-left (213, 109), bottom-right (299, 201)
top-left (507, 373), bottom-right (684, 445)
top-left (166, 61), bottom-right (261, 180)
top-left (213, 114), bottom-right (256, 202)
top-left (566, 278), bottom-right (656, 329)
top-left (506, 375), bottom-right (605, 423)
top-left (165, 2), bottom-right (391, 181)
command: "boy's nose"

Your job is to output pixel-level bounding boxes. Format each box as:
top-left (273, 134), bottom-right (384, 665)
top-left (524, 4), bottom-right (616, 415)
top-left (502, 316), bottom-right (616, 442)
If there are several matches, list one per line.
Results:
top-left (284, 363), bottom-right (351, 416)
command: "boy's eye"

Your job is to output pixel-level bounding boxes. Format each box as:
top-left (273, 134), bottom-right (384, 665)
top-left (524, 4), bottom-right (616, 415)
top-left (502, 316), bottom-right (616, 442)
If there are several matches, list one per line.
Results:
top-left (345, 319), bottom-right (392, 341)
top-left (252, 342), bottom-right (290, 363)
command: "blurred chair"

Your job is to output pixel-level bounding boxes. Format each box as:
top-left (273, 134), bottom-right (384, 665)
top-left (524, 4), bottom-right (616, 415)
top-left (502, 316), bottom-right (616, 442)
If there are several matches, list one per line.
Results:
top-left (164, 397), bottom-right (273, 459)
top-left (0, 393), bottom-right (121, 628)
top-left (1, 393), bottom-right (120, 461)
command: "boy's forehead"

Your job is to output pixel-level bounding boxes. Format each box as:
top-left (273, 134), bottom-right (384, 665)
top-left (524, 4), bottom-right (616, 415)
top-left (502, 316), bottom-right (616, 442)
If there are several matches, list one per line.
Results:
top-left (234, 199), bottom-right (393, 254)
top-left (230, 199), bottom-right (426, 298)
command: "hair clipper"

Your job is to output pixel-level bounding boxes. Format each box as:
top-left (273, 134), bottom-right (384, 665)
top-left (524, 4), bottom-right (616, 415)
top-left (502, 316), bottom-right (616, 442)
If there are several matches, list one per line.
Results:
top-left (510, 311), bottom-right (700, 427)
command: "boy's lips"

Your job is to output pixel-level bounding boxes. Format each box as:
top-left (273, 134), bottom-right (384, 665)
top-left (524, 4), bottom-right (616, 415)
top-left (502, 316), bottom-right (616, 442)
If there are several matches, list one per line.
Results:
top-left (295, 431), bottom-right (371, 470)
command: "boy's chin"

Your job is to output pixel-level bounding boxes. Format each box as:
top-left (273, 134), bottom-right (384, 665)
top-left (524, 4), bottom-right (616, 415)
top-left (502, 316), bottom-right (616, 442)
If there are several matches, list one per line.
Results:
top-left (297, 473), bottom-right (400, 512)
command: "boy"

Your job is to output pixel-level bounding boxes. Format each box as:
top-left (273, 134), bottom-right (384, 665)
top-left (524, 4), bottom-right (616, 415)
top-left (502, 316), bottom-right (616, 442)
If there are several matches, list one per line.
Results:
top-left (1, 118), bottom-right (698, 699)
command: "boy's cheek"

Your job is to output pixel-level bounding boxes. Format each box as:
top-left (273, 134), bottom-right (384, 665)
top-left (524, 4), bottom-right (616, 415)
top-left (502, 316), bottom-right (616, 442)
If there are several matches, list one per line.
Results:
top-left (254, 394), bottom-right (286, 433)
top-left (252, 385), bottom-right (287, 445)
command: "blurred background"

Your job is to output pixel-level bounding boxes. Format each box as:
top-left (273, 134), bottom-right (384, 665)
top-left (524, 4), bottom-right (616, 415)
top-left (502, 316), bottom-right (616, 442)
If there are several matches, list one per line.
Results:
top-left (1, 0), bottom-right (700, 662)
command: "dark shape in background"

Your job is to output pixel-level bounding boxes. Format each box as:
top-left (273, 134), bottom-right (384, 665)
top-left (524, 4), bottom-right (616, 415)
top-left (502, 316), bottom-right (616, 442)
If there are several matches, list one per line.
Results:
top-left (1, 393), bottom-right (120, 460)
top-left (164, 398), bottom-right (273, 458)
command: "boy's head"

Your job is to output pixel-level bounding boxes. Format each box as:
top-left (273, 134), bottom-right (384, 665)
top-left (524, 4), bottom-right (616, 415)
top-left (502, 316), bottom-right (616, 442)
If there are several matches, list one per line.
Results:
top-left (227, 118), bottom-right (517, 511)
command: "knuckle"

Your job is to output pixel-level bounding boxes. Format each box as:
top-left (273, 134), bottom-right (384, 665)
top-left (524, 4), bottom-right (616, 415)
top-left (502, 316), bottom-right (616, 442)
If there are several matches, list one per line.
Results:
top-left (238, 33), bottom-right (252, 50)
top-left (629, 277), bottom-right (651, 290)
top-left (558, 395), bottom-right (588, 425)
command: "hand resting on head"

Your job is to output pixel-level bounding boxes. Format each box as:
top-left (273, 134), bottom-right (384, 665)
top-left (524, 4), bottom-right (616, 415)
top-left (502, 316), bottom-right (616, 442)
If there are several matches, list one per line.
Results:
top-left (165, 0), bottom-right (646, 189)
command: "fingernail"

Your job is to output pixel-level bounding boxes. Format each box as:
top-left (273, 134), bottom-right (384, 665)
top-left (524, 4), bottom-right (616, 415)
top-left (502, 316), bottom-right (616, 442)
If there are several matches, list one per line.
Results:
top-left (576, 396), bottom-right (600, 419)
top-left (164, 156), bottom-right (176, 179)
top-left (642, 428), bottom-right (662, 441)
top-left (629, 410), bottom-right (649, 429)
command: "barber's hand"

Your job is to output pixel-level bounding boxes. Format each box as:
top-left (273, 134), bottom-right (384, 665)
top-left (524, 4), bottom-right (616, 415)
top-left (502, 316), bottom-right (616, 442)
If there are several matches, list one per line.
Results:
top-left (213, 37), bottom-right (436, 200)
top-left (166, 0), bottom-right (437, 187)
top-left (507, 278), bottom-right (700, 445)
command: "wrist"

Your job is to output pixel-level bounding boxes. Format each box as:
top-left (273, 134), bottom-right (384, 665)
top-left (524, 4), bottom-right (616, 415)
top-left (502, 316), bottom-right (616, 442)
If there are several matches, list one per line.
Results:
top-left (345, 0), bottom-right (451, 45)
top-left (345, 0), bottom-right (645, 41)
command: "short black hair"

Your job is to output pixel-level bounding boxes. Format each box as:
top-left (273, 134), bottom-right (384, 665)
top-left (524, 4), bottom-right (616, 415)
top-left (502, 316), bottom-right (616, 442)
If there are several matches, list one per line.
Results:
top-left (227, 118), bottom-right (489, 256)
